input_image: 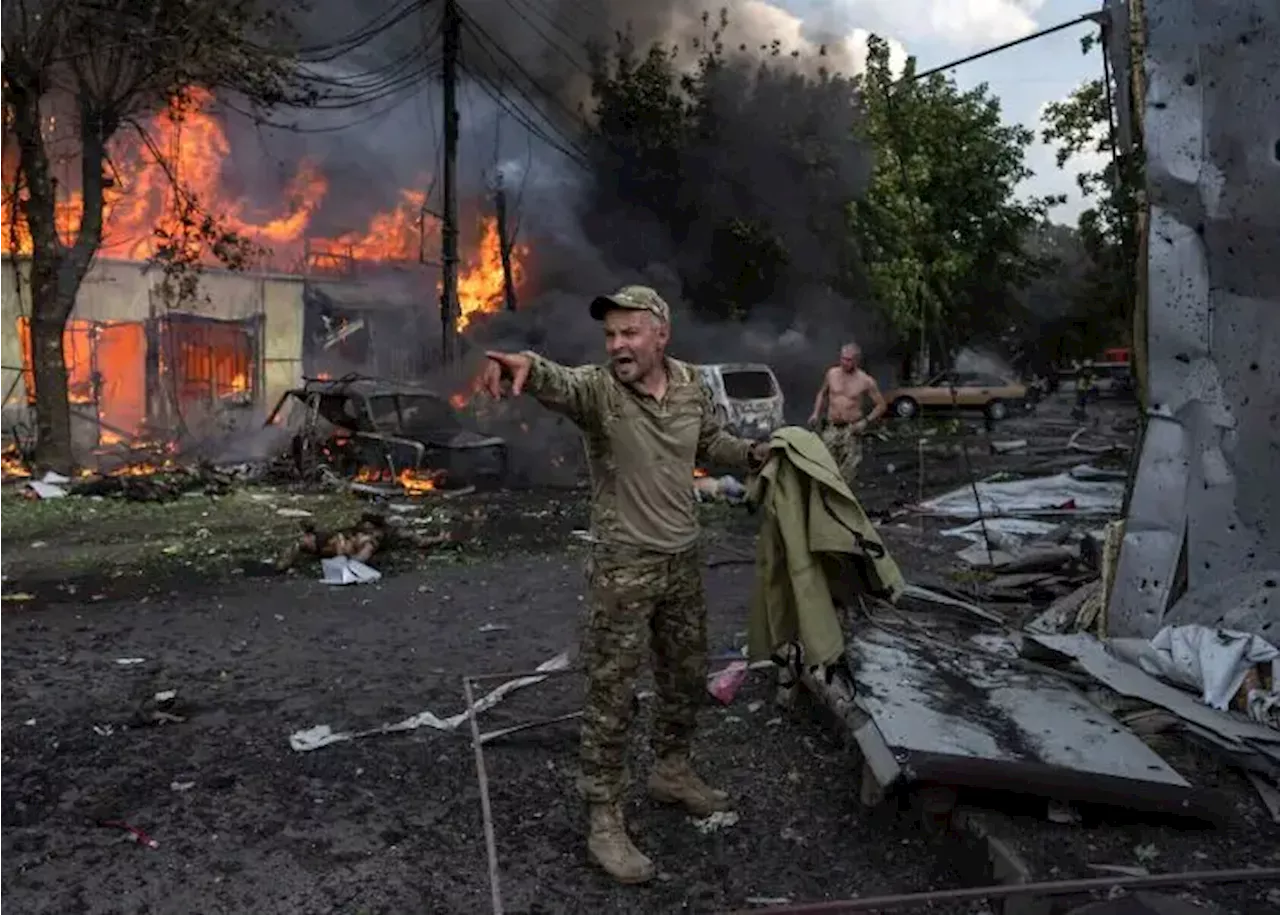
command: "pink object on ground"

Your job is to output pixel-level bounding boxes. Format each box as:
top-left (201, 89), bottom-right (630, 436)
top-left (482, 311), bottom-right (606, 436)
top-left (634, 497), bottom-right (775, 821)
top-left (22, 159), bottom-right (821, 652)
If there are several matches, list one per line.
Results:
top-left (707, 661), bottom-right (749, 705)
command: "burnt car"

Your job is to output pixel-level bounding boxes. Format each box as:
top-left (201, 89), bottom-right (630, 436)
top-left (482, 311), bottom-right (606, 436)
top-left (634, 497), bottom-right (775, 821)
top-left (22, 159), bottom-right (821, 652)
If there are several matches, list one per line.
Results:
top-left (264, 375), bottom-right (507, 487)
top-left (697, 362), bottom-right (785, 440)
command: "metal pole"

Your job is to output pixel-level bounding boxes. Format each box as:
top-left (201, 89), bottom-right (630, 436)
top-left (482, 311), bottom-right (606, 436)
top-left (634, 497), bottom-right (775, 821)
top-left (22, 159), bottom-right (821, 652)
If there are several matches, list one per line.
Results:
top-left (440, 0), bottom-right (460, 365)
top-left (463, 676), bottom-right (505, 915)
top-left (720, 867), bottom-right (1280, 915)
top-left (494, 176), bottom-right (518, 312)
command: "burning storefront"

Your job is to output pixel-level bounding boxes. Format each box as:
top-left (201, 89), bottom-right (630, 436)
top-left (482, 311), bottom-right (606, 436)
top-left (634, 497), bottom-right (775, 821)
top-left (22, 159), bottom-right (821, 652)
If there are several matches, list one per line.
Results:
top-left (1, 87), bottom-right (528, 459)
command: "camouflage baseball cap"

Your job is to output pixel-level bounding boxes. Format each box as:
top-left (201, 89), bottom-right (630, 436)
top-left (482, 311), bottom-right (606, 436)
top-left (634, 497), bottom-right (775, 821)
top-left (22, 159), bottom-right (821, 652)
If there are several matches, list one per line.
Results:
top-left (588, 285), bottom-right (671, 323)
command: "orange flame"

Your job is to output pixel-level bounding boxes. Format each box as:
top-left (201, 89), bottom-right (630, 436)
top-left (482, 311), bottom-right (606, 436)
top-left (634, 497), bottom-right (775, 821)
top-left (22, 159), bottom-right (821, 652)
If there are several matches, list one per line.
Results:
top-left (1, 88), bottom-right (527, 330)
top-left (693, 467), bottom-right (709, 478)
top-left (456, 218), bottom-right (528, 331)
top-left (353, 465), bottom-right (441, 494)
top-left (2, 445), bottom-right (32, 480)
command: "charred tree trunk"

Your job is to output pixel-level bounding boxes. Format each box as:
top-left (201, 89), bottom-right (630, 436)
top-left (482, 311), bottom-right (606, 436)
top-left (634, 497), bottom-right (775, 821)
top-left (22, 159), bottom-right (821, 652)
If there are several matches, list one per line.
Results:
top-left (7, 81), bottom-right (110, 472)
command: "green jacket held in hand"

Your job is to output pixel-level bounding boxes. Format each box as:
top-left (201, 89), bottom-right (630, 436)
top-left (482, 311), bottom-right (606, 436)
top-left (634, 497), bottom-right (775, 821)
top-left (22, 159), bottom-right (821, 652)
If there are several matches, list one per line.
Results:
top-left (746, 427), bottom-right (905, 668)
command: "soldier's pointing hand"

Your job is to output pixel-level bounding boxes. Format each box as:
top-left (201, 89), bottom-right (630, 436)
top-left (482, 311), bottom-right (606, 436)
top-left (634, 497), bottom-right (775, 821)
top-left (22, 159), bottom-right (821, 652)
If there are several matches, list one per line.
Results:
top-left (480, 351), bottom-right (532, 399)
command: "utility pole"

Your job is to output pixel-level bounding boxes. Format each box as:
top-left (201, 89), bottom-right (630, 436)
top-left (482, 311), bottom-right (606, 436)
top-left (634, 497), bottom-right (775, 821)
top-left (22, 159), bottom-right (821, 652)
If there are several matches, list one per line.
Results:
top-left (494, 173), bottom-right (518, 312)
top-left (439, 0), bottom-right (460, 364)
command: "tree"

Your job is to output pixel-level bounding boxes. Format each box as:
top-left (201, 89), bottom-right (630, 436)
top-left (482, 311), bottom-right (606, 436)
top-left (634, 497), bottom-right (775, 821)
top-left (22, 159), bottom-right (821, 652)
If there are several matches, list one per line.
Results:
top-left (851, 35), bottom-right (1058, 371)
top-left (1040, 33), bottom-right (1142, 356)
top-left (584, 12), bottom-right (873, 326)
top-left (2, 0), bottom-right (313, 471)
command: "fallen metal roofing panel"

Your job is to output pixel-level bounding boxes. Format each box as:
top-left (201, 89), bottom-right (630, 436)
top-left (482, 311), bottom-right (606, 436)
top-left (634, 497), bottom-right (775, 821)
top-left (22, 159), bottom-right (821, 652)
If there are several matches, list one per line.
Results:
top-left (1026, 633), bottom-right (1280, 749)
top-left (847, 627), bottom-right (1216, 819)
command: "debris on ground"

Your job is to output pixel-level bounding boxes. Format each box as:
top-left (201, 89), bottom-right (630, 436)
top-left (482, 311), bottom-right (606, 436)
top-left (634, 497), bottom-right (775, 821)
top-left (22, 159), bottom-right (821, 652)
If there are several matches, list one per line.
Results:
top-left (23, 471), bottom-right (71, 499)
top-left (97, 820), bottom-right (160, 849)
top-left (5, 396), bottom-right (1277, 912)
top-left (320, 556), bottom-right (382, 585)
top-left (693, 810), bottom-right (740, 834)
top-left (708, 661), bottom-right (749, 704)
top-left (695, 472), bottom-right (746, 503)
top-left (273, 510), bottom-right (452, 573)
top-left (917, 463), bottom-right (1126, 520)
top-left (288, 650), bottom-right (573, 751)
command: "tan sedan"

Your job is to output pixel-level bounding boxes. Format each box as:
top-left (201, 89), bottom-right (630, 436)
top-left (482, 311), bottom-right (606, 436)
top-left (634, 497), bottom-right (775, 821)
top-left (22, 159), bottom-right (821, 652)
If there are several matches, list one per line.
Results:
top-left (884, 371), bottom-right (1027, 421)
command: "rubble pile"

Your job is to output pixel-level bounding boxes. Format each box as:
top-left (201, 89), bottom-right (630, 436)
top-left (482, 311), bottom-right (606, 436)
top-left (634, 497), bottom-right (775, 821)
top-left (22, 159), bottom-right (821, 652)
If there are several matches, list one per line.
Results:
top-left (842, 460), bottom-right (1280, 827)
top-left (273, 510), bottom-right (452, 574)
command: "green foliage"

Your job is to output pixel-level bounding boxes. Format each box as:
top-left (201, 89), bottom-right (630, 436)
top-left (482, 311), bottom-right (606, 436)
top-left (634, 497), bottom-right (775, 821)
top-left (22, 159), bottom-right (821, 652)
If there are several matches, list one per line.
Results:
top-left (1040, 34), bottom-right (1143, 353)
top-left (851, 35), bottom-right (1058, 350)
top-left (585, 16), bottom-right (1054, 358)
top-left (584, 11), bottom-right (869, 324)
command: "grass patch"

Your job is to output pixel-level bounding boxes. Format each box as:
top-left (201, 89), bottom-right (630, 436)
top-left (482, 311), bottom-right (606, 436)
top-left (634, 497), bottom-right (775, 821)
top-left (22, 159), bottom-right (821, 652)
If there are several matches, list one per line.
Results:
top-left (1, 487), bottom-right (429, 584)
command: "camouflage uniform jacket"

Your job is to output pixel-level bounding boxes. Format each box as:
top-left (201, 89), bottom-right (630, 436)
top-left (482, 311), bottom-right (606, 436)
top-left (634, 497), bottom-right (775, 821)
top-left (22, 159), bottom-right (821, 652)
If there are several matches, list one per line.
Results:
top-left (523, 352), bottom-right (757, 553)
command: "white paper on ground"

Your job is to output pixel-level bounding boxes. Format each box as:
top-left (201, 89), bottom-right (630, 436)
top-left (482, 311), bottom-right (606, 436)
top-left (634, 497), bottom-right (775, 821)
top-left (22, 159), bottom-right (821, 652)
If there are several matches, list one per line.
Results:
top-left (320, 556), bottom-right (382, 585)
top-left (288, 650), bottom-right (572, 751)
top-left (26, 480), bottom-right (67, 499)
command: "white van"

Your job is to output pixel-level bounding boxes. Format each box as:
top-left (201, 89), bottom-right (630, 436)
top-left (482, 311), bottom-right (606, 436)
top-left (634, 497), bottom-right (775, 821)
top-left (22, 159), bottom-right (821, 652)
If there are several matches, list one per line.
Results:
top-left (697, 363), bottom-right (785, 440)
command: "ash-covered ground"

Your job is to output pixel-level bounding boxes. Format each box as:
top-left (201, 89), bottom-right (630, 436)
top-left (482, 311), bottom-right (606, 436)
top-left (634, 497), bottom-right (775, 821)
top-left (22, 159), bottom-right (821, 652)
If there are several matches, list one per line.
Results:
top-left (4, 394), bottom-right (1279, 914)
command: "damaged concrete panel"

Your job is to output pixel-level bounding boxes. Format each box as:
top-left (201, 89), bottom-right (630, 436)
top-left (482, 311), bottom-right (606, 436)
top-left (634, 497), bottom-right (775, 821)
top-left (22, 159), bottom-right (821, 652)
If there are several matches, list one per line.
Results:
top-left (1109, 0), bottom-right (1280, 638)
top-left (847, 628), bottom-right (1214, 819)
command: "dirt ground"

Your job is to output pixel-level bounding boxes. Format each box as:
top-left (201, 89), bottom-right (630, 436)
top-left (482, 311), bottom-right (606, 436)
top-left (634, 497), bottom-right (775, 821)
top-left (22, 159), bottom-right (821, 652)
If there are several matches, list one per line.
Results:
top-left (4, 394), bottom-right (1279, 914)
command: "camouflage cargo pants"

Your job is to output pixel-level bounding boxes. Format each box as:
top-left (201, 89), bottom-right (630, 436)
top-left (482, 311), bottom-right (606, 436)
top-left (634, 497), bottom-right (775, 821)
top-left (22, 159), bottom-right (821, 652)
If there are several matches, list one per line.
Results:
top-left (578, 544), bottom-right (707, 804)
top-left (821, 422), bottom-right (863, 485)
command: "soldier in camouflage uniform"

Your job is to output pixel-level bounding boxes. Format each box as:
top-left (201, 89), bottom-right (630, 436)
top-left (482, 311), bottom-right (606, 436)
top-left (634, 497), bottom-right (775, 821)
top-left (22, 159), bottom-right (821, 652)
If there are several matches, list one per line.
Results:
top-left (480, 286), bottom-right (768, 884)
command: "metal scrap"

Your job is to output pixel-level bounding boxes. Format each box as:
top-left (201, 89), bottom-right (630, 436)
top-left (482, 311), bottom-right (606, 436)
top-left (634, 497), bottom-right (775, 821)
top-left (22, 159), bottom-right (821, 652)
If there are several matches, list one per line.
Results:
top-left (844, 625), bottom-right (1213, 818)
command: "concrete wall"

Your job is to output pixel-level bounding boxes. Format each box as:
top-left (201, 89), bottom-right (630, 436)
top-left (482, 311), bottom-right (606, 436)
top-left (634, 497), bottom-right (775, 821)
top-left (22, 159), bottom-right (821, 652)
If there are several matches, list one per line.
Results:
top-left (1, 256), bottom-right (307, 435)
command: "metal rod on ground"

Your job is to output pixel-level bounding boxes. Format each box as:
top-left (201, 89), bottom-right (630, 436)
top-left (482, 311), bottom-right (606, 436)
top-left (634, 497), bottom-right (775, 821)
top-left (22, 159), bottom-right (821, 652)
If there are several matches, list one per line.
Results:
top-left (465, 653), bottom-right (755, 684)
top-left (463, 676), bottom-right (504, 915)
top-left (480, 711), bottom-right (582, 744)
top-left (721, 867), bottom-right (1280, 915)
top-left (465, 666), bottom-right (581, 683)
top-left (439, 0), bottom-right (460, 365)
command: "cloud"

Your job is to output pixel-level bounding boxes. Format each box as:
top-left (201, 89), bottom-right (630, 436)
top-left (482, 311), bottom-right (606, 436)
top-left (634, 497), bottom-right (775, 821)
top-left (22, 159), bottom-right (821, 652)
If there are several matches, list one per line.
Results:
top-left (798, 0), bottom-right (1046, 48)
top-left (656, 0), bottom-right (909, 76)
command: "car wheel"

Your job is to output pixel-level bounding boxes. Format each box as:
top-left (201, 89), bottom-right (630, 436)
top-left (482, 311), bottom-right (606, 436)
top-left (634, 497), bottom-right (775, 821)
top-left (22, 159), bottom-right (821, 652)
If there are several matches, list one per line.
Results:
top-left (985, 399), bottom-right (1008, 421)
top-left (892, 397), bottom-right (918, 419)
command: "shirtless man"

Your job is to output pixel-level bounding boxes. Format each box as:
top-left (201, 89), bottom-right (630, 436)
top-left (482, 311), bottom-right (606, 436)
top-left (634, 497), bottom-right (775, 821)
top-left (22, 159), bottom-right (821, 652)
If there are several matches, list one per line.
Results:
top-left (808, 342), bottom-right (886, 484)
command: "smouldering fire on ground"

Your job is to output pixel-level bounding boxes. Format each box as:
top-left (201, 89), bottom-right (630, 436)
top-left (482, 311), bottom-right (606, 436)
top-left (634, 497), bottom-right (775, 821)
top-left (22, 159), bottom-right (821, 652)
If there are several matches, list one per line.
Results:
top-left (353, 466), bottom-right (443, 495)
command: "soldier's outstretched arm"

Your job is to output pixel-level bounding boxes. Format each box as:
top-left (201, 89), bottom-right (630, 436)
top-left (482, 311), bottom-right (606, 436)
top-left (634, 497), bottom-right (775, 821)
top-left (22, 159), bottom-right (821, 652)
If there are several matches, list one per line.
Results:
top-left (517, 351), bottom-right (607, 431)
top-left (695, 379), bottom-right (766, 474)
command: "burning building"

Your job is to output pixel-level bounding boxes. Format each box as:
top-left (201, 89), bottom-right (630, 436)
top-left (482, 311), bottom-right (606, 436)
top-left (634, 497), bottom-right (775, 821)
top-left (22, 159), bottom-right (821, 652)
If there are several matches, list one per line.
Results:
top-left (1, 87), bottom-right (528, 456)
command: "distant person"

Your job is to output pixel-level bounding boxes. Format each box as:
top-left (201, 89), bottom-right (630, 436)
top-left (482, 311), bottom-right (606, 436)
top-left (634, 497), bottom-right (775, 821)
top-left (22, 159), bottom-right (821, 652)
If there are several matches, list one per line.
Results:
top-left (808, 342), bottom-right (886, 485)
top-left (1072, 358), bottom-right (1096, 420)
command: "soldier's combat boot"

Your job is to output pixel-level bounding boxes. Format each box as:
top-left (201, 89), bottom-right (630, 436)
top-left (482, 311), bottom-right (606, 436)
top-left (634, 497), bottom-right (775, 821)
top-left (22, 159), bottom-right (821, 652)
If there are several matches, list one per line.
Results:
top-left (648, 755), bottom-right (731, 816)
top-left (586, 804), bottom-right (655, 884)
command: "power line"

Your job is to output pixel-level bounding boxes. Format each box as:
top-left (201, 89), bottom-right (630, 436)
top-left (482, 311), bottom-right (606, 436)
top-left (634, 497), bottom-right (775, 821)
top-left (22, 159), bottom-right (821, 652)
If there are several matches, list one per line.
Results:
top-left (293, 0), bottom-right (432, 62)
top-left (457, 16), bottom-right (592, 165)
top-left (905, 13), bottom-right (1101, 83)
top-left (459, 59), bottom-right (591, 168)
top-left (501, 0), bottom-right (593, 76)
top-left (456, 9), bottom-right (593, 157)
